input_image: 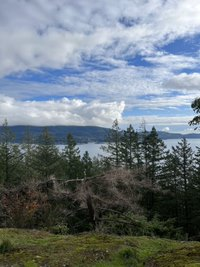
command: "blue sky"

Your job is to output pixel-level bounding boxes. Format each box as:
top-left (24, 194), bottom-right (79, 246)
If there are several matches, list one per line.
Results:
top-left (0, 0), bottom-right (200, 132)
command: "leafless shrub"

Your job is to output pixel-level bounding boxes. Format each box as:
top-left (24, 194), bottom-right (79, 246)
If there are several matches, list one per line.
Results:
top-left (74, 168), bottom-right (149, 228)
top-left (0, 177), bottom-right (73, 228)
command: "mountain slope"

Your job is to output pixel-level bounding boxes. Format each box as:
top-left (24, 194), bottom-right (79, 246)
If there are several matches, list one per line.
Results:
top-left (0, 125), bottom-right (200, 144)
top-left (0, 125), bottom-right (110, 144)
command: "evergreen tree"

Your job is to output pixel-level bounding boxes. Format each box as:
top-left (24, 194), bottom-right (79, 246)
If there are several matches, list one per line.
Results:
top-left (101, 119), bottom-right (122, 168)
top-left (142, 126), bottom-right (167, 219)
top-left (194, 146), bottom-right (200, 181)
top-left (32, 127), bottom-right (60, 180)
top-left (139, 120), bottom-right (149, 174)
top-left (188, 146), bottom-right (200, 235)
top-left (81, 151), bottom-right (93, 177)
top-left (143, 126), bottom-right (167, 182)
top-left (189, 97), bottom-right (200, 128)
top-left (0, 120), bottom-right (23, 185)
top-left (158, 151), bottom-right (181, 224)
top-left (120, 124), bottom-right (142, 169)
top-left (62, 133), bottom-right (82, 179)
top-left (21, 127), bottom-right (37, 180)
top-left (171, 138), bottom-right (194, 235)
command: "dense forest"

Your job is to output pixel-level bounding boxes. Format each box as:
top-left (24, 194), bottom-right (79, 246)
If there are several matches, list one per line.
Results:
top-left (1, 112), bottom-right (200, 241)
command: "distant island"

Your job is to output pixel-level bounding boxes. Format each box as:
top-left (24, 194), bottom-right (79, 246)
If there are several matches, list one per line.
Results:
top-left (0, 125), bottom-right (200, 144)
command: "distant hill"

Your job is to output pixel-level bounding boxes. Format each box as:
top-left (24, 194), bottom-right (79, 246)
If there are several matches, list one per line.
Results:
top-left (0, 125), bottom-right (110, 144)
top-left (157, 131), bottom-right (200, 140)
top-left (0, 125), bottom-right (200, 144)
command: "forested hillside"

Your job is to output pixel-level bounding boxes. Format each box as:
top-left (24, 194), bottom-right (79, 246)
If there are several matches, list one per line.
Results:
top-left (0, 125), bottom-right (110, 144)
top-left (1, 124), bottom-right (200, 144)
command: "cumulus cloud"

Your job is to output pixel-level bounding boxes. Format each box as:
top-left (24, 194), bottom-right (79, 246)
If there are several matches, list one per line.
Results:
top-left (0, 95), bottom-right (125, 127)
top-left (0, 93), bottom-right (193, 131)
top-left (162, 126), bottom-right (170, 132)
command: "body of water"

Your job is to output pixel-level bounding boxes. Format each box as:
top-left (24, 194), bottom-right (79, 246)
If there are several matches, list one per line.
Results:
top-left (59, 138), bottom-right (200, 158)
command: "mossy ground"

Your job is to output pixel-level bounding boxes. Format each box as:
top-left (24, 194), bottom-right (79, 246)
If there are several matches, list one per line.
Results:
top-left (0, 228), bottom-right (200, 267)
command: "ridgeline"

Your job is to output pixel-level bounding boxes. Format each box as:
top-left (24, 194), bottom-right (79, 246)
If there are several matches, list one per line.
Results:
top-left (0, 125), bottom-right (200, 144)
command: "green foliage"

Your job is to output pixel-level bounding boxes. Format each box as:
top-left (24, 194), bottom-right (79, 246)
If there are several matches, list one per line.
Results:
top-left (21, 128), bottom-right (37, 181)
top-left (117, 247), bottom-right (138, 266)
top-left (62, 133), bottom-right (82, 180)
top-left (1, 118), bottom-right (200, 239)
top-left (120, 124), bottom-right (142, 169)
top-left (47, 224), bottom-right (69, 235)
top-left (97, 213), bottom-right (181, 239)
top-left (101, 119), bottom-right (122, 168)
top-left (189, 97), bottom-right (200, 128)
top-left (0, 119), bottom-right (23, 185)
top-left (32, 127), bottom-right (60, 179)
top-left (143, 217), bottom-right (183, 239)
top-left (82, 150), bottom-right (93, 177)
top-left (0, 239), bottom-right (14, 254)
top-left (24, 261), bottom-right (39, 267)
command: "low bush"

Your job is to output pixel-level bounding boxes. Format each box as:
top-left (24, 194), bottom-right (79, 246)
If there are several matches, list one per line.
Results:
top-left (97, 213), bottom-right (182, 238)
top-left (48, 224), bottom-right (69, 235)
top-left (0, 239), bottom-right (14, 254)
top-left (117, 247), bottom-right (138, 266)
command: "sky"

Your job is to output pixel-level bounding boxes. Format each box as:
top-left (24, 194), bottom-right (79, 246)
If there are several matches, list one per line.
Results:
top-left (1, 0), bottom-right (200, 132)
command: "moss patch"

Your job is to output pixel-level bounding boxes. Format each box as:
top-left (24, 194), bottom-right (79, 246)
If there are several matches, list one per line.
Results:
top-left (146, 243), bottom-right (200, 267)
top-left (0, 229), bottom-right (200, 266)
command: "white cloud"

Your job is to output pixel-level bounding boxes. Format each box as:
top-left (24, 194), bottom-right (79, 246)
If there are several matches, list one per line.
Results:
top-left (145, 54), bottom-right (198, 70)
top-left (0, 95), bottom-right (125, 127)
top-left (1, 1), bottom-right (200, 76)
top-left (162, 126), bottom-right (170, 132)
top-left (0, 94), bottom-right (194, 131)
top-left (124, 115), bottom-right (193, 127)
top-left (0, 67), bottom-right (197, 112)
top-left (163, 73), bottom-right (200, 90)
top-left (0, 65), bottom-right (166, 102)
top-left (1, 1), bottom-right (200, 130)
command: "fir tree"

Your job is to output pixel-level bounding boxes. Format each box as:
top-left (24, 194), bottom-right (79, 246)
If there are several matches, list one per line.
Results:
top-left (0, 120), bottom-right (23, 185)
top-left (143, 126), bottom-right (167, 182)
top-left (81, 151), bottom-right (93, 177)
top-left (142, 126), bottom-right (167, 219)
top-left (62, 133), bottom-right (82, 179)
top-left (101, 119), bottom-right (122, 168)
top-left (21, 127), bottom-right (37, 180)
top-left (158, 151), bottom-right (181, 223)
top-left (32, 127), bottom-right (60, 180)
top-left (172, 138), bottom-right (194, 235)
top-left (120, 124), bottom-right (142, 169)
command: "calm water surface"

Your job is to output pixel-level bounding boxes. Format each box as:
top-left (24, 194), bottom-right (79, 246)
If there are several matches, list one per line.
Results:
top-left (58, 138), bottom-right (200, 158)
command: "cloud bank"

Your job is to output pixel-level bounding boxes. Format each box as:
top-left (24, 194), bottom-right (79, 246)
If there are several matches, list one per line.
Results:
top-left (0, 95), bottom-right (125, 127)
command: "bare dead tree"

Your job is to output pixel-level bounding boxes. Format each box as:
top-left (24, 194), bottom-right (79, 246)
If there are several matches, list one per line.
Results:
top-left (73, 168), bottom-right (149, 229)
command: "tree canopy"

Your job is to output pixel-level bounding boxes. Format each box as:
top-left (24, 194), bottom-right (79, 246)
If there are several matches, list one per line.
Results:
top-left (189, 97), bottom-right (200, 128)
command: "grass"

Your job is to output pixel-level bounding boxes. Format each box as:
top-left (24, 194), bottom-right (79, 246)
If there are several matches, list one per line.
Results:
top-left (148, 243), bottom-right (200, 266)
top-left (0, 228), bottom-right (200, 266)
